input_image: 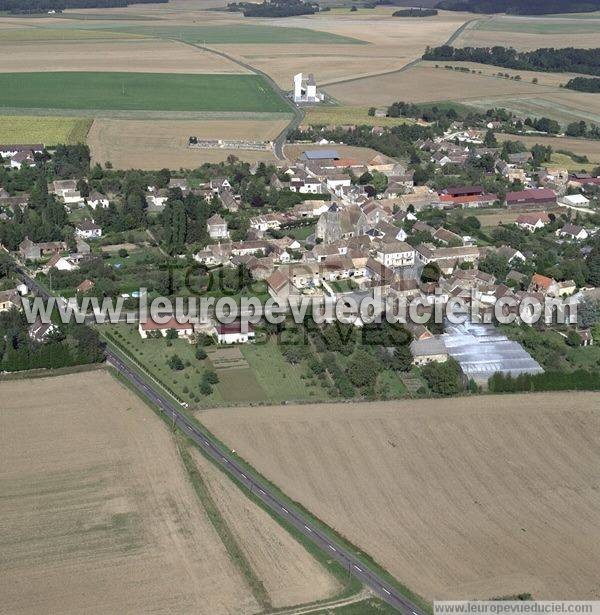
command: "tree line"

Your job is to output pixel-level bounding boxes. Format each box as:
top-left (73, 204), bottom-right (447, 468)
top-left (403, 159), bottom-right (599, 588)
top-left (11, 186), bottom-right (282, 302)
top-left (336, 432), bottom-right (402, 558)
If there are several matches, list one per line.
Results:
top-left (435, 0), bottom-right (600, 15)
top-left (393, 8), bottom-right (438, 16)
top-left (565, 77), bottom-right (600, 93)
top-left (227, 0), bottom-right (317, 17)
top-left (423, 45), bottom-right (600, 78)
top-left (0, 0), bottom-right (166, 12)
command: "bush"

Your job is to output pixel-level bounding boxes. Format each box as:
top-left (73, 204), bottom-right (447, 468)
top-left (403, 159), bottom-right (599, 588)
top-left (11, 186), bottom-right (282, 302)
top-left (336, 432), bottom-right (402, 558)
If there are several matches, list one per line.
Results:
top-left (203, 370), bottom-right (219, 384)
top-left (167, 354), bottom-right (184, 371)
top-left (195, 347), bottom-right (207, 360)
top-left (421, 358), bottom-right (464, 396)
top-left (199, 381), bottom-right (213, 395)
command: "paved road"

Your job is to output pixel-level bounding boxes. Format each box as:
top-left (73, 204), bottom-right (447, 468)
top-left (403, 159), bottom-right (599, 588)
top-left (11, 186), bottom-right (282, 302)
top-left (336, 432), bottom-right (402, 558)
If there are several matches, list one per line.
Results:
top-left (13, 262), bottom-right (429, 613)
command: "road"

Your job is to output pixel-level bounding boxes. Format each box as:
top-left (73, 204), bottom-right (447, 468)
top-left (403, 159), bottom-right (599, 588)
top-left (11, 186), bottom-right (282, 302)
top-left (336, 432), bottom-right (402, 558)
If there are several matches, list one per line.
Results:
top-left (15, 264), bottom-right (427, 614)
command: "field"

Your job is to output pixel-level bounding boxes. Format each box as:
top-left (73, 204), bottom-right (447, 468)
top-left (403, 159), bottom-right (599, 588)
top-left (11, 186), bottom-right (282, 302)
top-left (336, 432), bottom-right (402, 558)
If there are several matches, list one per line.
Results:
top-left (0, 115), bottom-right (91, 145)
top-left (284, 143), bottom-right (393, 164)
top-left (305, 105), bottom-right (413, 127)
top-left (0, 370), bottom-right (341, 614)
top-left (87, 117), bottom-right (287, 169)
top-left (202, 392), bottom-right (600, 601)
top-left (497, 133), bottom-right (600, 165)
top-left (325, 62), bottom-right (600, 125)
top-left (0, 27), bottom-right (143, 41)
top-left (0, 371), bottom-right (257, 614)
top-left (0, 72), bottom-right (289, 113)
top-left (0, 39), bottom-right (248, 74)
top-left (456, 15), bottom-right (600, 50)
top-left (471, 209), bottom-right (550, 228)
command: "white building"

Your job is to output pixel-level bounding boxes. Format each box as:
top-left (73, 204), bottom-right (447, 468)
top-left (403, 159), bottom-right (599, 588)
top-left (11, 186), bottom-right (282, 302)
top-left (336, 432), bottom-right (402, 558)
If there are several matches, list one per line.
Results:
top-left (207, 214), bottom-right (229, 240)
top-left (293, 73), bottom-right (324, 103)
top-left (215, 322), bottom-right (255, 344)
top-left (375, 241), bottom-right (415, 268)
top-left (75, 220), bottom-right (102, 239)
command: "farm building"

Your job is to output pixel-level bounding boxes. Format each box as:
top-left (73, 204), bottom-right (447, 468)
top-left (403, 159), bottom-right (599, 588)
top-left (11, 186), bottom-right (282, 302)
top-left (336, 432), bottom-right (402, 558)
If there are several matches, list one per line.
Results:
top-left (293, 73), bottom-right (324, 103)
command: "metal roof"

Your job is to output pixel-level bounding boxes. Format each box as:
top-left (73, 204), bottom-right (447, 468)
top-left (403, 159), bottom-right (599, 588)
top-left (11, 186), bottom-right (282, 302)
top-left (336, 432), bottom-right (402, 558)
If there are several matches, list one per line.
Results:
top-left (302, 150), bottom-right (340, 160)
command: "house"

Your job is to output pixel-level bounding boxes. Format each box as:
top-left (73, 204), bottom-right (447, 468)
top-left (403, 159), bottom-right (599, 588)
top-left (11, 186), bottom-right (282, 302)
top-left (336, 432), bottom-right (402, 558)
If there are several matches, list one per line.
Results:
top-left (87, 191), bottom-right (109, 210)
top-left (439, 192), bottom-right (497, 209)
top-left (410, 337), bottom-right (448, 366)
top-left (138, 316), bottom-right (194, 339)
top-left (28, 320), bottom-right (57, 343)
top-left (326, 174), bottom-right (352, 192)
top-left (515, 212), bottom-right (551, 232)
top-left (46, 254), bottom-right (78, 272)
top-left (266, 269), bottom-right (295, 299)
top-left (145, 189), bottom-right (169, 212)
top-left (18, 237), bottom-right (65, 261)
top-left (375, 241), bottom-right (415, 268)
top-left (50, 180), bottom-right (83, 205)
top-left (10, 150), bottom-right (36, 169)
top-left (75, 220), bottom-right (102, 239)
top-left (0, 289), bottom-right (20, 312)
top-left (207, 214), bottom-right (229, 240)
top-left (530, 273), bottom-right (556, 295)
top-left (0, 143), bottom-right (44, 158)
top-left (168, 178), bottom-right (189, 193)
top-left (497, 245), bottom-right (526, 264)
top-left (76, 279), bottom-right (95, 294)
top-left (433, 227), bottom-right (462, 246)
top-left (215, 321), bottom-right (256, 344)
top-left (416, 244), bottom-right (480, 275)
top-left (210, 177), bottom-right (232, 194)
top-left (220, 189), bottom-right (239, 212)
top-left (506, 188), bottom-right (557, 210)
top-left (556, 223), bottom-right (588, 241)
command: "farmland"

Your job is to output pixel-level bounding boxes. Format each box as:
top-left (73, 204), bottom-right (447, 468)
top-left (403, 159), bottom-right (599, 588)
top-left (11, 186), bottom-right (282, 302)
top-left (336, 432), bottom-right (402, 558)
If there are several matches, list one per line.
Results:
top-left (456, 15), bottom-right (600, 50)
top-left (0, 371), bottom-right (256, 614)
top-left (202, 392), bottom-right (600, 601)
top-left (87, 117), bottom-right (287, 169)
top-left (0, 72), bottom-right (290, 113)
top-left (0, 38), bottom-right (249, 74)
top-left (497, 133), bottom-right (600, 164)
top-left (305, 106), bottom-right (413, 127)
top-left (0, 115), bottom-right (91, 145)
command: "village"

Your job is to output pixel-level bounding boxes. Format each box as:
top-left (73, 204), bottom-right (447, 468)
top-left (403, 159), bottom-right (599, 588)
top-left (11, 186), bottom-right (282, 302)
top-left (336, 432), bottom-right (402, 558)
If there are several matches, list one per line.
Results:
top-left (1, 109), bottom-right (600, 395)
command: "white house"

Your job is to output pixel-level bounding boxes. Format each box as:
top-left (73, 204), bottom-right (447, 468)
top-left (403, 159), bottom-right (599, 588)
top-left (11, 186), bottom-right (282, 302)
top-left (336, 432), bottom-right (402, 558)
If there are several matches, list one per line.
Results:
top-left (215, 321), bottom-right (255, 344)
top-left (375, 241), bottom-right (415, 268)
top-left (515, 213), bottom-right (551, 233)
top-left (207, 214), bottom-right (229, 240)
top-left (10, 150), bottom-right (36, 169)
top-left (326, 175), bottom-right (351, 191)
top-left (87, 191), bottom-right (109, 210)
top-left (556, 223), bottom-right (589, 241)
top-left (75, 220), bottom-right (102, 239)
top-left (138, 317), bottom-right (194, 339)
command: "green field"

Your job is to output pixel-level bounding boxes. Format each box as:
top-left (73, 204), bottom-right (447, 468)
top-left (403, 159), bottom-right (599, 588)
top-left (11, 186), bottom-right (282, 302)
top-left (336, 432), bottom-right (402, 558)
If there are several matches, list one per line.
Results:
top-left (45, 23), bottom-right (365, 44)
top-left (473, 17), bottom-right (600, 34)
top-left (0, 115), bottom-right (91, 145)
top-left (0, 72), bottom-right (290, 113)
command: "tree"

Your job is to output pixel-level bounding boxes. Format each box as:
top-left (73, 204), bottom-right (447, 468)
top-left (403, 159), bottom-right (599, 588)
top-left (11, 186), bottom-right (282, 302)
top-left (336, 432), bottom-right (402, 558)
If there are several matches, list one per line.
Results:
top-left (483, 128), bottom-right (497, 147)
top-left (421, 358), bottom-right (463, 396)
top-left (199, 381), bottom-right (213, 395)
top-left (347, 349), bottom-right (379, 388)
top-left (195, 347), bottom-right (207, 360)
top-left (421, 262), bottom-right (441, 283)
top-left (118, 248), bottom-right (129, 258)
top-left (577, 298), bottom-right (599, 329)
top-left (479, 253), bottom-right (509, 280)
top-left (390, 345), bottom-right (413, 372)
top-left (566, 330), bottom-right (582, 347)
top-left (162, 198), bottom-right (187, 255)
top-left (203, 370), bottom-right (219, 384)
top-left (167, 354), bottom-right (184, 370)
top-left (370, 170), bottom-right (388, 194)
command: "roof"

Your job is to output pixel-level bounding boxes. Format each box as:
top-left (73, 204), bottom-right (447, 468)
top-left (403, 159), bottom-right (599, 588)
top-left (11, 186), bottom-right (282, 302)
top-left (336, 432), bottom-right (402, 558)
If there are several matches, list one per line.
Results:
top-left (506, 188), bottom-right (556, 203)
top-left (445, 185), bottom-right (484, 197)
top-left (516, 212), bottom-right (550, 225)
top-left (302, 150), bottom-right (340, 161)
top-left (560, 223), bottom-right (584, 235)
top-left (531, 273), bottom-right (555, 289)
top-left (410, 336), bottom-right (447, 358)
top-left (0, 143), bottom-right (43, 152)
top-left (207, 214), bottom-right (226, 226)
top-left (377, 240), bottom-right (414, 254)
top-left (76, 220), bottom-right (100, 231)
top-left (140, 317), bottom-right (193, 331)
top-left (216, 321), bottom-right (255, 335)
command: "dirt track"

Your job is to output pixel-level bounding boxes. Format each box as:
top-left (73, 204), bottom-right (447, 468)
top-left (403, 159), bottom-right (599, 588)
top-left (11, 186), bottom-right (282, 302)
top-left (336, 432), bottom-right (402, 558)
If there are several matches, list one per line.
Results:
top-left (201, 392), bottom-right (600, 601)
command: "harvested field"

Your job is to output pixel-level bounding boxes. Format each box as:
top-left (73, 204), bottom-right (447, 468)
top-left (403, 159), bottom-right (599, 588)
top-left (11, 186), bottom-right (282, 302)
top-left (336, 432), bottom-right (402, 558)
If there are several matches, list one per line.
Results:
top-left (0, 27), bottom-right (142, 41)
top-left (472, 209), bottom-right (549, 228)
top-left (215, 11), bottom-right (471, 87)
top-left (0, 371), bottom-right (259, 615)
top-left (497, 133), bottom-right (600, 164)
top-left (0, 38), bottom-right (248, 74)
top-left (202, 392), bottom-right (600, 601)
top-left (325, 62), bottom-right (560, 106)
top-left (0, 115), bottom-right (91, 145)
top-left (192, 449), bottom-right (342, 608)
top-left (284, 142), bottom-right (392, 164)
top-left (456, 15), bottom-right (600, 50)
top-left (88, 118), bottom-right (286, 169)
top-left (0, 72), bottom-right (288, 113)
top-left (326, 62), bottom-right (599, 123)
top-left (304, 106), bottom-right (412, 127)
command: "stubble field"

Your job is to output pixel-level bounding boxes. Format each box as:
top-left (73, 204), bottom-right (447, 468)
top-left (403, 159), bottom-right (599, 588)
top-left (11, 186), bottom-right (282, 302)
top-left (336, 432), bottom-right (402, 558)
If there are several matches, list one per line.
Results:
top-left (0, 371), bottom-right (340, 614)
top-left (88, 117), bottom-right (287, 168)
top-left (202, 392), bottom-right (600, 602)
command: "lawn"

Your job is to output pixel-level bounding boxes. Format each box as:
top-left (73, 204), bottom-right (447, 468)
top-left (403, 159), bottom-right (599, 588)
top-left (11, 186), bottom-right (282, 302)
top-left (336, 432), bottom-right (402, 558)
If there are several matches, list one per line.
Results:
top-left (241, 338), bottom-right (332, 403)
top-left (72, 23), bottom-right (365, 45)
top-left (0, 72), bottom-right (291, 113)
top-left (283, 225), bottom-right (315, 241)
top-left (550, 153), bottom-right (598, 173)
top-left (305, 106), bottom-right (413, 127)
top-left (0, 115), bottom-right (91, 145)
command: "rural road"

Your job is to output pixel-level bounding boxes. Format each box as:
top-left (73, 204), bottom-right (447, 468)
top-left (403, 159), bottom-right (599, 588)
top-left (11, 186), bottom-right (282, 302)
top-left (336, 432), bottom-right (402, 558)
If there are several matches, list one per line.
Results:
top-left (15, 264), bottom-right (427, 615)
top-left (182, 40), bottom-right (303, 159)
